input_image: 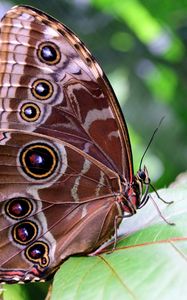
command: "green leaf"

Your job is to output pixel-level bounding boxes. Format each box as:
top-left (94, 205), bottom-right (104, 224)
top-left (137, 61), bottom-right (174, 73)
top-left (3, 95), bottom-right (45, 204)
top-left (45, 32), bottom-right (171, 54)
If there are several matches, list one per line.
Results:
top-left (2, 284), bottom-right (29, 300)
top-left (51, 186), bottom-right (187, 300)
top-left (2, 281), bottom-right (50, 300)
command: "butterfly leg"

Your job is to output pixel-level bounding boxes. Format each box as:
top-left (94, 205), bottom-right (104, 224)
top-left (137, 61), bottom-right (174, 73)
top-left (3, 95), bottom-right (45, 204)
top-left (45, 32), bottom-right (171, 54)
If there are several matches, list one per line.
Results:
top-left (112, 212), bottom-right (134, 252)
top-left (150, 194), bottom-right (175, 226)
top-left (150, 183), bottom-right (174, 205)
top-left (138, 182), bottom-right (150, 209)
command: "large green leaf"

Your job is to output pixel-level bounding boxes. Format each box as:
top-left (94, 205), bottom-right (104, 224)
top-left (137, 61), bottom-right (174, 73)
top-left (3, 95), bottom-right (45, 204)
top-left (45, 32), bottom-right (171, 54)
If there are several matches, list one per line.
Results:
top-left (51, 185), bottom-right (187, 300)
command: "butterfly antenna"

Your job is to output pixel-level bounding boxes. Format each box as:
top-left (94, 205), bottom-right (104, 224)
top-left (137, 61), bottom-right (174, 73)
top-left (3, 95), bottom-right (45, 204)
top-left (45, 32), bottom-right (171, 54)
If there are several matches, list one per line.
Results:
top-left (139, 116), bottom-right (165, 171)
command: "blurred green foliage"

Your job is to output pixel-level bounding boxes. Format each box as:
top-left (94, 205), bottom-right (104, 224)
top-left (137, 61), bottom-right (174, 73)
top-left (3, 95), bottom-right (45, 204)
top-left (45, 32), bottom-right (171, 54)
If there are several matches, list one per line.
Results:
top-left (2, 0), bottom-right (186, 188)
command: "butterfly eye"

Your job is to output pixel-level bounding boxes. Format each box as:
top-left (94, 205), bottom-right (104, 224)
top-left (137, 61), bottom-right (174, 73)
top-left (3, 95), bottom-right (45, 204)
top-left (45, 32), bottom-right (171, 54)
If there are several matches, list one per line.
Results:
top-left (37, 42), bottom-right (61, 65)
top-left (137, 170), bottom-right (146, 182)
top-left (20, 103), bottom-right (41, 122)
top-left (5, 198), bottom-right (33, 220)
top-left (25, 241), bottom-right (49, 267)
top-left (31, 79), bottom-right (53, 100)
top-left (20, 143), bottom-right (58, 179)
top-left (12, 221), bottom-right (38, 245)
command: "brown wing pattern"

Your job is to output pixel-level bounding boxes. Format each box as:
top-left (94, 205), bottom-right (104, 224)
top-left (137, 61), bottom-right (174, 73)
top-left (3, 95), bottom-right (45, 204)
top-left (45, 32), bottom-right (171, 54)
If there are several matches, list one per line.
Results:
top-left (0, 5), bottom-right (133, 180)
top-left (0, 130), bottom-right (121, 282)
top-left (0, 5), bottom-right (135, 283)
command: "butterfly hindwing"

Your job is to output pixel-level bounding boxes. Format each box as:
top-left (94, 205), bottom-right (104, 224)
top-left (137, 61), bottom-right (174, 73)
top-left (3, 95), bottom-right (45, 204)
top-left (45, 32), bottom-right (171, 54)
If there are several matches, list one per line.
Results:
top-left (0, 129), bottom-right (122, 282)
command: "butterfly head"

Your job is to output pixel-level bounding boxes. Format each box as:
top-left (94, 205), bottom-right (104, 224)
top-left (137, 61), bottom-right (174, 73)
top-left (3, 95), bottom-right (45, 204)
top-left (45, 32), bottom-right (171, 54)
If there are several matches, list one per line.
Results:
top-left (137, 165), bottom-right (150, 185)
top-left (132, 165), bottom-right (151, 210)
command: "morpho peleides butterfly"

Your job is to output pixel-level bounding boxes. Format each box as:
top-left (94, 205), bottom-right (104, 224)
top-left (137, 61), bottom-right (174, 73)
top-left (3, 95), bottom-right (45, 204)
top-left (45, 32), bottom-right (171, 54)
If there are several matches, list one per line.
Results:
top-left (0, 5), bottom-right (166, 284)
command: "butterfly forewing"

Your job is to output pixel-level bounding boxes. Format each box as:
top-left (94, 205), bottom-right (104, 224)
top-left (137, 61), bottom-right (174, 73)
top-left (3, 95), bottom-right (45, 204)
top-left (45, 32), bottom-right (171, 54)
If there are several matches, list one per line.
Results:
top-left (0, 5), bottom-right (133, 179)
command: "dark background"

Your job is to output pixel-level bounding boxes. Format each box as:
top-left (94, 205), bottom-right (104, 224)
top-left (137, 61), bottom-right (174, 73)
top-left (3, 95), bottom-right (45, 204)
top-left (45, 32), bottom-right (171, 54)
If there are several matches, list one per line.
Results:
top-left (1, 0), bottom-right (187, 187)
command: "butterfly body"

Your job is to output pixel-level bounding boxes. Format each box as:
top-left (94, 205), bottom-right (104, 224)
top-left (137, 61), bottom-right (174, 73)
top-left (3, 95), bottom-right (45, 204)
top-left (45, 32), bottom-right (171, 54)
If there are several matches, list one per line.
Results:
top-left (0, 5), bottom-right (147, 283)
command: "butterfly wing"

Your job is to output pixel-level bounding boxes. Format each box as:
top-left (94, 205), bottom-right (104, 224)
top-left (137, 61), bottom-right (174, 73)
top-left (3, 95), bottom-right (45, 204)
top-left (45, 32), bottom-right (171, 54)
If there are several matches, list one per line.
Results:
top-left (0, 5), bottom-right (136, 282)
top-left (0, 130), bottom-right (121, 282)
top-left (0, 5), bottom-right (133, 180)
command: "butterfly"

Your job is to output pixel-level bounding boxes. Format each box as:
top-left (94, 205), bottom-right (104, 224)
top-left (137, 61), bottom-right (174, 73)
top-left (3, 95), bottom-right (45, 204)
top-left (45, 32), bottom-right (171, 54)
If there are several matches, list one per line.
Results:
top-left (0, 5), bottom-right (151, 283)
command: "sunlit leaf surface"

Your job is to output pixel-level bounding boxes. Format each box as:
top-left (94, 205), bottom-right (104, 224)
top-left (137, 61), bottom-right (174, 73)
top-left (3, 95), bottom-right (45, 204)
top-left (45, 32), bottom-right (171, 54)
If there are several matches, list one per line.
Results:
top-left (51, 187), bottom-right (187, 300)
